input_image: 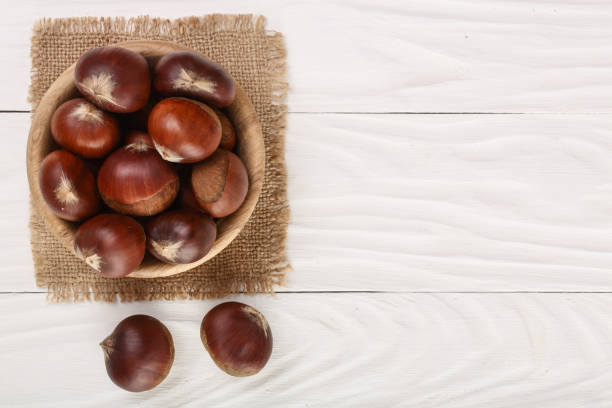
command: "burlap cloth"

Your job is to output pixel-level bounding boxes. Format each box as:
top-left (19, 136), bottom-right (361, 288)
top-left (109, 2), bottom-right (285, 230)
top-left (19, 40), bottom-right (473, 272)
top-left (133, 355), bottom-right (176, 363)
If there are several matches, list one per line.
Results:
top-left (28, 15), bottom-right (289, 302)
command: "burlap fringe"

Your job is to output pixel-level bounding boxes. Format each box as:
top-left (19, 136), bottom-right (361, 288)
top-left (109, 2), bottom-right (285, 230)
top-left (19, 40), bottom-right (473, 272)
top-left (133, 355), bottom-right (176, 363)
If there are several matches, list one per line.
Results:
top-left (29, 15), bottom-right (291, 302)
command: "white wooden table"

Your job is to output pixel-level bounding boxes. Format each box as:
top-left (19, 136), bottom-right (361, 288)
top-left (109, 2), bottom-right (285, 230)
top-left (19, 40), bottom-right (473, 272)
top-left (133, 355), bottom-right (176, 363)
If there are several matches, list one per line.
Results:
top-left (2, 1), bottom-right (612, 406)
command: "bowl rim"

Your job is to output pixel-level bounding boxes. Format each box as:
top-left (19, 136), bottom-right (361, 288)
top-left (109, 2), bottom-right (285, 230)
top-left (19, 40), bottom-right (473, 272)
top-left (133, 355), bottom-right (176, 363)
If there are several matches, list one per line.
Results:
top-left (26, 40), bottom-right (266, 279)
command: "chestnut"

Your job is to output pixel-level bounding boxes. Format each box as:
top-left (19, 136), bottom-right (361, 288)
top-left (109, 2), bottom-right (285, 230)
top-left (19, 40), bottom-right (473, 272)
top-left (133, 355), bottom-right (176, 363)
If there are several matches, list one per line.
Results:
top-left (38, 150), bottom-right (100, 221)
top-left (213, 108), bottom-right (237, 150)
top-left (124, 129), bottom-right (154, 147)
top-left (100, 315), bottom-right (174, 392)
top-left (191, 149), bottom-right (249, 218)
top-left (146, 209), bottom-right (216, 264)
top-left (201, 302), bottom-right (272, 376)
top-left (75, 46), bottom-right (150, 113)
top-left (148, 97), bottom-right (221, 163)
top-left (74, 213), bottom-right (145, 278)
top-left (97, 132), bottom-right (179, 216)
top-left (50, 98), bottom-right (120, 158)
top-left (175, 176), bottom-right (206, 213)
top-left (153, 51), bottom-right (235, 107)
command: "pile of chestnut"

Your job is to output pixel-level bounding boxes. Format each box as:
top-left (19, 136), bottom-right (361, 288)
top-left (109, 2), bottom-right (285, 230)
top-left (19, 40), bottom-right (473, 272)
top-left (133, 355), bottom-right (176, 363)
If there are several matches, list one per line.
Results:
top-left (102, 301), bottom-right (273, 391)
top-left (39, 46), bottom-right (249, 277)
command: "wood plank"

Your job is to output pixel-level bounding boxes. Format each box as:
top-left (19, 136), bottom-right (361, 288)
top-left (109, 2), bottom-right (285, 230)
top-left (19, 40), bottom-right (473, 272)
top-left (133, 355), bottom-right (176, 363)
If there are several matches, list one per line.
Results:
top-left (1, 292), bottom-right (611, 406)
top-left (2, 1), bottom-right (612, 112)
top-left (7, 112), bottom-right (612, 292)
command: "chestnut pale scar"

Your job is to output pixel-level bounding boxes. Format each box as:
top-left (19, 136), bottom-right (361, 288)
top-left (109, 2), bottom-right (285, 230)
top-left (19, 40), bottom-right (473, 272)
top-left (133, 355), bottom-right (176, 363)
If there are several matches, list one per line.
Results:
top-left (78, 72), bottom-right (125, 109)
top-left (153, 140), bottom-right (184, 163)
top-left (70, 101), bottom-right (104, 124)
top-left (54, 172), bottom-right (79, 205)
top-left (173, 68), bottom-right (217, 94)
top-left (75, 246), bottom-right (102, 272)
top-left (151, 240), bottom-right (184, 263)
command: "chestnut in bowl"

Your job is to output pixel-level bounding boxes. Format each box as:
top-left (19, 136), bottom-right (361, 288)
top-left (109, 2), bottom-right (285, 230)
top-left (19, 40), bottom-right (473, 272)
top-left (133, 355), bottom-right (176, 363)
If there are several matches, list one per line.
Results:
top-left (74, 213), bottom-right (146, 278)
top-left (175, 173), bottom-right (206, 213)
top-left (124, 129), bottom-right (154, 147)
top-left (27, 40), bottom-right (264, 279)
top-left (201, 302), bottom-right (273, 376)
top-left (97, 132), bottom-right (180, 216)
top-left (213, 108), bottom-right (237, 150)
top-left (75, 46), bottom-right (150, 113)
top-left (50, 98), bottom-right (120, 158)
top-left (146, 210), bottom-right (217, 264)
top-left (191, 149), bottom-right (249, 218)
top-left (148, 97), bottom-right (221, 163)
top-left (38, 150), bottom-right (100, 221)
top-left (153, 50), bottom-right (236, 108)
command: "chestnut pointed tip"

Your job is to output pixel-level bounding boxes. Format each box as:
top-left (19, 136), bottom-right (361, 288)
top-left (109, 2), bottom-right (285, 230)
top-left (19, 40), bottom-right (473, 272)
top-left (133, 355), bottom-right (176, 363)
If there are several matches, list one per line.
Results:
top-left (99, 335), bottom-right (115, 358)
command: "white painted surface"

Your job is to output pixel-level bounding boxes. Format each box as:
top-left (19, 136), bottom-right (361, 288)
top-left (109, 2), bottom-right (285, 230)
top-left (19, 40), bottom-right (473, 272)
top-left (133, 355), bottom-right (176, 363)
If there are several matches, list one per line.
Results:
top-left (2, 1), bottom-right (612, 406)
top-left (1, 293), bottom-right (612, 408)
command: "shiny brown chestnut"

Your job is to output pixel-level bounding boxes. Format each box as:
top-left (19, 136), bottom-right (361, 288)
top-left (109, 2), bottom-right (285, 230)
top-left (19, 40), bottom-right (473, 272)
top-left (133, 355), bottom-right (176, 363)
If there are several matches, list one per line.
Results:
top-left (100, 315), bottom-right (174, 392)
top-left (153, 51), bottom-right (236, 107)
top-left (146, 209), bottom-right (216, 264)
top-left (191, 149), bottom-right (249, 218)
top-left (50, 98), bottom-right (120, 158)
top-left (38, 150), bottom-right (100, 221)
top-left (200, 302), bottom-right (272, 376)
top-left (213, 108), bottom-right (237, 150)
top-left (97, 132), bottom-right (179, 216)
top-left (74, 213), bottom-right (145, 277)
top-left (148, 97), bottom-right (221, 163)
top-left (75, 46), bottom-right (150, 113)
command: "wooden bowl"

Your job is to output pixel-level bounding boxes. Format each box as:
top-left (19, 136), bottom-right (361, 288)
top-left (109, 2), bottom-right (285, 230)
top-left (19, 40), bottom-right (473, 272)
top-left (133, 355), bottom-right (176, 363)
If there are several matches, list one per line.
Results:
top-left (26, 40), bottom-right (265, 278)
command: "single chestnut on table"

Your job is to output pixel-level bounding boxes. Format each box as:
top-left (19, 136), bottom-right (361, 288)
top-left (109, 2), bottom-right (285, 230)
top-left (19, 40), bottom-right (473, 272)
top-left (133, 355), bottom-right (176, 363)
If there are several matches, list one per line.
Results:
top-left (75, 46), bottom-right (150, 113)
top-left (97, 131), bottom-right (179, 216)
top-left (148, 97), bottom-right (221, 163)
top-left (213, 108), bottom-right (237, 150)
top-left (146, 209), bottom-right (217, 264)
top-left (74, 213), bottom-right (146, 278)
top-left (191, 149), bottom-right (249, 218)
top-left (201, 302), bottom-right (272, 376)
top-left (50, 98), bottom-right (120, 158)
top-left (38, 150), bottom-right (100, 221)
top-left (100, 315), bottom-right (174, 392)
top-left (153, 50), bottom-right (236, 108)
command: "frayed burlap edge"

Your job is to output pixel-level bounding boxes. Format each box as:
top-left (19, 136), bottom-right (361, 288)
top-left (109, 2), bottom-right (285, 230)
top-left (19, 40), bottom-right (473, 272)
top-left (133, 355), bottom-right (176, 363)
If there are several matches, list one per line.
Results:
top-left (28, 15), bottom-right (291, 302)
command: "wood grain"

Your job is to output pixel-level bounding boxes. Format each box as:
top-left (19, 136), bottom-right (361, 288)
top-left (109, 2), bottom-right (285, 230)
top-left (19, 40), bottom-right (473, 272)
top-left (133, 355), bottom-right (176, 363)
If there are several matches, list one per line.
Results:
top-left (9, 112), bottom-right (612, 291)
top-left (0, 292), bottom-right (611, 407)
top-left (26, 40), bottom-right (265, 278)
top-left (2, 1), bottom-right (612, 112)
top-left (3, 2), bottom-right (612, 406)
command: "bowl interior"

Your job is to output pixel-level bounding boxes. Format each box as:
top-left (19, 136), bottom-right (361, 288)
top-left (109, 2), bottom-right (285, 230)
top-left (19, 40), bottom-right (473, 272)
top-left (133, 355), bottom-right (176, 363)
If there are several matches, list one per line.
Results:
top-left (26, 40), bottom-right (265, 278)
